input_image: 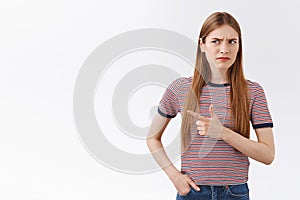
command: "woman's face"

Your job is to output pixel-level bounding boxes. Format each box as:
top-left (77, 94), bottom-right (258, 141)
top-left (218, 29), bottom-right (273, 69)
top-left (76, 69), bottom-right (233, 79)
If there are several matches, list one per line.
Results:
top-left (200, 25), bottom-right (239, 71)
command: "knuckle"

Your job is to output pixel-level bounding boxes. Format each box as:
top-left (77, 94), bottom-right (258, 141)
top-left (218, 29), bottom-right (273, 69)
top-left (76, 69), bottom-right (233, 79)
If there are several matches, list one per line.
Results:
top-left (183, 189), bottom-right (190, 194)
top-left (180, 188), bottom-right (191, 195)
top-left (179, 191), bottom-right (187, 195)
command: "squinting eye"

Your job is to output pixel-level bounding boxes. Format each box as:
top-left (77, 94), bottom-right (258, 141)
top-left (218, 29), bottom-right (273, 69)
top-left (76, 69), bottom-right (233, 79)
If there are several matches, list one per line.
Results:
top-left (211, 40), bottom-right (219, 44)
top-left (229, 40), bottom-right (237, 44)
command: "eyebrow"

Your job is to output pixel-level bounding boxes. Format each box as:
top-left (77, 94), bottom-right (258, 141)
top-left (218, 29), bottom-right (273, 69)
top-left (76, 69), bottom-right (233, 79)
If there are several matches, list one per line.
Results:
top-left (211, 37), bottom-right (238, 41)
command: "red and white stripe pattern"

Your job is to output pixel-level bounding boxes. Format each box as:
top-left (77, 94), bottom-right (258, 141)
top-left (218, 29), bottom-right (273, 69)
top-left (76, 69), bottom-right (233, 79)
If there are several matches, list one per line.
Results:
top-left (158, 76), bottom-right (273, 185)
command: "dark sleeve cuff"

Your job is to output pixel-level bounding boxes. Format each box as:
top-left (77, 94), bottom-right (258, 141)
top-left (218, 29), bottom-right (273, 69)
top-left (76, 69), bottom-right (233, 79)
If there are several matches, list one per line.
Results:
top-left (253, 123), bottom-right (273, 129)
top-left (157, 107), bottom-right (176, 118)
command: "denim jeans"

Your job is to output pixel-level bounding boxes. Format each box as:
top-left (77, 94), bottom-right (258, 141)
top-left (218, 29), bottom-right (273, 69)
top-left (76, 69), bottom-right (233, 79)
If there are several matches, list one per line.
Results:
top-left (176, 183), bottom-right (249, 200)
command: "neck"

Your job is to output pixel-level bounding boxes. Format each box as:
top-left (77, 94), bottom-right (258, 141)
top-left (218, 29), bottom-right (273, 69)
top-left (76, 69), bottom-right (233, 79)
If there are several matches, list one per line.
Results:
top-left (210, 67), bottom-right (228, 84)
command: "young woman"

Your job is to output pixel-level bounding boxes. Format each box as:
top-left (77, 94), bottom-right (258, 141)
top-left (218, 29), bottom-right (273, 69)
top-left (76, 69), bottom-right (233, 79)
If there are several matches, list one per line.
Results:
top-left (146, 12), bottom-right (275, 200)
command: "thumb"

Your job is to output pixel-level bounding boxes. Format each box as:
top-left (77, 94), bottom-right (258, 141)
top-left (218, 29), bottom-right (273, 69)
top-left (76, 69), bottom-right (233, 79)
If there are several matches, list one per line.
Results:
top-left (209, 104), bottom-right (216, 118)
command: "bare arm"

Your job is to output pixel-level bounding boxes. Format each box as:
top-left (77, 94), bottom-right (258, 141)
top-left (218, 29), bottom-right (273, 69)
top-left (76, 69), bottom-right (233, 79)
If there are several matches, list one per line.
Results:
top-left (188, 105), bottom-right (275, 165)
top-left (221, 127), bottom-right (275, 165)
top-left (146, 113), bottom-right (200, 195)
top-left (146, 113), bottom-right (178, 177)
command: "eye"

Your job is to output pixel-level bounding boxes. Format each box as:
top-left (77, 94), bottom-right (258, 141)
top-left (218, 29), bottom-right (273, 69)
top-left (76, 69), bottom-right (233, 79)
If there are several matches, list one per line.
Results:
top-left (211, 39), bottom-right (220, 44)
top-left (229, 39), bottom-right (237, 44)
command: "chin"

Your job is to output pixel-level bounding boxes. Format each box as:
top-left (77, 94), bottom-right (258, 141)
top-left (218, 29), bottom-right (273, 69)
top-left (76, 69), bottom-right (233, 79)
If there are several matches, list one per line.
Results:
top-left (215, 64), bottom-right (231, 71)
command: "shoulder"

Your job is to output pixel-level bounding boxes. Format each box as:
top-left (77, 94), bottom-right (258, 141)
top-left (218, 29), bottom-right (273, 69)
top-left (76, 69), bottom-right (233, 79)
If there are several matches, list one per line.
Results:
top-left (172, 76), bottom-right (192, 84)
top-left (246, 79), bottom-right (261, 87)
top-left (164, 76), bottom-right (192, 96)
top-left (246, 79), bottom-right (266, 95)
top-left (168, 76), bottom-right (192, 88)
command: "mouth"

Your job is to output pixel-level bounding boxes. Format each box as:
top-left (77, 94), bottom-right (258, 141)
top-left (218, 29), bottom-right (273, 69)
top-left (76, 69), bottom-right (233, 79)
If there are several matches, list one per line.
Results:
top-left (217, 57), bottom-right (230, 60)
top-left (216, 57), bottom-right (230, 62)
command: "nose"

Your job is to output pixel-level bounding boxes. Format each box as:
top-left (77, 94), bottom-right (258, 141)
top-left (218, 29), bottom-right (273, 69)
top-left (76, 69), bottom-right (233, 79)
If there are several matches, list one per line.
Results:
top-left (220, 43), bottom-right (229, 54)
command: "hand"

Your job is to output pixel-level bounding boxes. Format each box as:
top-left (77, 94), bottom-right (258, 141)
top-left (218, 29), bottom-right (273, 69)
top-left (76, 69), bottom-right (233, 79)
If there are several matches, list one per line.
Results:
top-left (187, 104), bottom-right (224, 139)
top-left (170, 172), bottom-right (200, 195)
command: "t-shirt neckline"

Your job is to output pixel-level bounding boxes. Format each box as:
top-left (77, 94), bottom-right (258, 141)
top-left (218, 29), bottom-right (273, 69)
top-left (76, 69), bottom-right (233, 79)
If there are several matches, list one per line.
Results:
top-left (207, 82), bottom-right (230, 87)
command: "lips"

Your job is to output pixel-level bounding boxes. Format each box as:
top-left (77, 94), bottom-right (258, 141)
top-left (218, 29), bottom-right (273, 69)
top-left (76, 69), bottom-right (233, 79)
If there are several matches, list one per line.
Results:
top-left (217, 57), bottom-right (230, 60)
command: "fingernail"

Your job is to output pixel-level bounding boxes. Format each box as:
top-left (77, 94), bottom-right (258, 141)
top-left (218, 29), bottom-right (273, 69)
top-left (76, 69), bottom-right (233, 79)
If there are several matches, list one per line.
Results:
top-left (197, 187), bottom-right (200, 191)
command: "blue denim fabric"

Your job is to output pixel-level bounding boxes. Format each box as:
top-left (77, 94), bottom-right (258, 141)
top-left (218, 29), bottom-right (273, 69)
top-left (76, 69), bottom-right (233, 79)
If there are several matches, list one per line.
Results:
top-left (176, 183), bottom-right (249, 200)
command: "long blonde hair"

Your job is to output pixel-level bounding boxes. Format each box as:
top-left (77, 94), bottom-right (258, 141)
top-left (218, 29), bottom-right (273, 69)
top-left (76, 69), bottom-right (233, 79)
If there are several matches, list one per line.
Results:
top-left (181, 12), bottom-right (250, 151)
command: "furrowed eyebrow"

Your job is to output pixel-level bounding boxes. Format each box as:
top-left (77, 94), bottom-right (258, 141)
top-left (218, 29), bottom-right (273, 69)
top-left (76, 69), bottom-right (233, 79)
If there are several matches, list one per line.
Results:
top-left (211, 38), bottom-right (222, 40)
top-left (211, 37), bottom-right (238, 41)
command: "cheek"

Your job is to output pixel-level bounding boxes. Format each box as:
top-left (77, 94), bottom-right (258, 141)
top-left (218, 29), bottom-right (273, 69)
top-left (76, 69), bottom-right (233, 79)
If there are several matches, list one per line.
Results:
top-left (229, 46), bottom-right (239, 59)
top-left (232, 46), bottom-right (239, 55)
top-left (234, 51), bottom-right (239, 60)
top-left (204, 51), bottom-right (215, 61)
top-left (205, 48), bottom-right (218, 57)
top-left (231, 51), bottom-right (239, 64)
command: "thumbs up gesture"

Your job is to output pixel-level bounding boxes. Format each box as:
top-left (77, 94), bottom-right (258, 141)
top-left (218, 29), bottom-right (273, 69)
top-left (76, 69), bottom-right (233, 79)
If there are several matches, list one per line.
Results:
top-left (187, 104), bottom-right (224, 139)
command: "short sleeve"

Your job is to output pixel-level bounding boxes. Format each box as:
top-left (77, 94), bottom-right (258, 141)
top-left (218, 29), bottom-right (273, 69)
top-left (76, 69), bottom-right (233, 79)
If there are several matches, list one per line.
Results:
top-left (250, 82), bottom-right (274, 129)
top-left (157, 78), bottom-right (181, 118)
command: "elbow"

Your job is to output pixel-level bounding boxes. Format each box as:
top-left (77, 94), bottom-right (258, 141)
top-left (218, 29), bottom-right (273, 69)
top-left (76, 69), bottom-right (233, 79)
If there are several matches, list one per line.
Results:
top-left (146, 137), bottom-right (151, 147)
top-left (146, 136), bottom-right (163, 153)
top-left (263, 159), bottom-right (273, 165)
top-left (146, 137), bottom-right (152, 148)
top-left (263, 152), bottom-right (275, 165)
top-left (146, 137), bottom-right (158, 149)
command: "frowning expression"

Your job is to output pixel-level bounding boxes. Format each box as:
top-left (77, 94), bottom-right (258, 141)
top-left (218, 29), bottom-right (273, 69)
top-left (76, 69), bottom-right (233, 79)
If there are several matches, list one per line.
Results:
top-left (200, 25), bottom-right (239, 71)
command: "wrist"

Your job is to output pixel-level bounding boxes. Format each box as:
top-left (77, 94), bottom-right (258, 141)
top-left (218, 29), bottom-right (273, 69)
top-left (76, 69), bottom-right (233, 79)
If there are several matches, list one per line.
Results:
top-left (220, 127), bottom-right (230, 141)
top-left (165, 167), bottom-right (181, 180)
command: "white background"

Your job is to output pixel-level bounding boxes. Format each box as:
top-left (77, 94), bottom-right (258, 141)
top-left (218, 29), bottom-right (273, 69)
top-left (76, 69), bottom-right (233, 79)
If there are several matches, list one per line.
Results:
top-left (1, 0), bottom-right (299, 199)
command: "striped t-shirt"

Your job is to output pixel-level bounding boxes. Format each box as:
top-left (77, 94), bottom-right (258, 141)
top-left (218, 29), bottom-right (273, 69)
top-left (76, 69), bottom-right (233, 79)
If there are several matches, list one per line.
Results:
top-left (158, 76), bottom-right (273, 185)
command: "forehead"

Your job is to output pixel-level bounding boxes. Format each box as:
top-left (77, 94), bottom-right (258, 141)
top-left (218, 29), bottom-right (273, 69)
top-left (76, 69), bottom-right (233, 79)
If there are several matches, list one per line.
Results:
top-left (206, 25), bottom-right (238, 38)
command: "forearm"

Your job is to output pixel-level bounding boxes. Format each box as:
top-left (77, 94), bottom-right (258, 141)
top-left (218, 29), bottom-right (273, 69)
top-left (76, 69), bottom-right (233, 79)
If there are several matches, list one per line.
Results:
top-left (146, 138), bottom-right (180, 178)
top-left (147, 137), bottom-right (201, 193)
top-left (221, 127), bottom-right (275, 165)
